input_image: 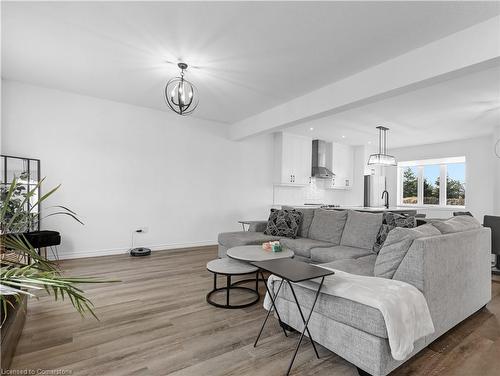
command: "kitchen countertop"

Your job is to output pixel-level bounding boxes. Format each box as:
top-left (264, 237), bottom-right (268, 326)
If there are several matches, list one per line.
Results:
top-left (281, 205), bottom-right (418, 212)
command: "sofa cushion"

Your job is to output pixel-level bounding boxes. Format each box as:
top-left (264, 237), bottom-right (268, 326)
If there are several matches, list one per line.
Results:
top-left (283, 206), bottom-right (316, 237)
top-left (374, 224), bottom-right (441, 279)
top-left (218, 231), bottom-right (280, 248)
top-left (279, 237), bottom-right (334, 258)
top-left (320, 254), bottom-right (377, 276)
top-left (310, 245), bottom-right (372, 264)
top-left (264, 209), bottom-right (302, 238)
top-left (340, 210), bottom-right (383, 250)
top-left (308, 209), bottom-right (347, 244)
top-left (432, 215), bottom-right (481, 234)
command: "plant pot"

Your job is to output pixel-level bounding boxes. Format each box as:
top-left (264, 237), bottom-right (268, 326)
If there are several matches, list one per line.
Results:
top-left (1, 295), bottom-right (27, 370)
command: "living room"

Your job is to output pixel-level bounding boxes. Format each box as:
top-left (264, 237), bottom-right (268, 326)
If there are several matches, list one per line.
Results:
top-left (1, 1), bottom-right (500, 376)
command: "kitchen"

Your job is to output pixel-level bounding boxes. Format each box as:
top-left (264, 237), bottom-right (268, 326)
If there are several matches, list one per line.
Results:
top-left (272, 131), bottom-right (417, 216)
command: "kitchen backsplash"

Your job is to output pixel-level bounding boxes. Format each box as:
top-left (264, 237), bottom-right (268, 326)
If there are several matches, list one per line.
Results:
top-left (273, 179), bottom-right (352, 206)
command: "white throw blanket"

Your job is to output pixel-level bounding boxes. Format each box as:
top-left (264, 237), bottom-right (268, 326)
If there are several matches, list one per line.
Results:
top-left (263, 268), bottom-right (435, 361)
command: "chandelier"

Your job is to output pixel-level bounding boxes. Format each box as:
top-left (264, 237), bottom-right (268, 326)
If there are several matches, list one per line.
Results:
top-left (368, 126), bottom-right (397, 166)
top-left (164, 62), bottom-right (199, 115)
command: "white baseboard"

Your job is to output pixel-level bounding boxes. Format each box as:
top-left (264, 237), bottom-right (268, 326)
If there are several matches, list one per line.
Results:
top-left (49, 241), bottom-right (217, 260)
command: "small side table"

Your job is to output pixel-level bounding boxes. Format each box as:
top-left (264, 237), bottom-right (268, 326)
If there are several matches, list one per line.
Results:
top-left (206, 258), bottom-right (260, 309)
top-left (237, 220), bottom-right (266, 231)
top-left (251, 258), bottom-right (334, 376)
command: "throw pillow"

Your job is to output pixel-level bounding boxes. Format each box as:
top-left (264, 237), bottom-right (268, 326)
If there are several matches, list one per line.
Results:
top-left (373, 212), bottom-right (417, 253)
top-left (340, 210), bottom-right (383, 250)
top-left (263, 209), bottom-right (303, 239)
top-left (308, 209), bottom-right (348, 244)
top-left (432, 215), bottom-right (481, 234)
top-left (282, 206), bottom-right (315, 237)
top-left (374, 224), bottom-right (441, 279)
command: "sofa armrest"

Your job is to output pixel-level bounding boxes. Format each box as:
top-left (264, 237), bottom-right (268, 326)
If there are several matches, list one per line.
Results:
top-left (393, 227), bottom-right (491, 340)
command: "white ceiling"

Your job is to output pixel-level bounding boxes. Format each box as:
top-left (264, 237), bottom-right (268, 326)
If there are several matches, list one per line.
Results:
top-left (287, 66), bottom-right (500, 148)
top-left (2, 1), bottom-right (500, 124)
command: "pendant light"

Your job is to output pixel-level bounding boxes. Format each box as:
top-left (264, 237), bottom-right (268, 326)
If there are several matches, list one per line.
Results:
top-left (164, 62), bottom-right (199, 116)
top-left (368, 126), bottom-right (397, 166)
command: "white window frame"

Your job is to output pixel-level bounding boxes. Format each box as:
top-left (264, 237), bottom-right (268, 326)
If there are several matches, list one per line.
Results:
top-left (397, 156), bottom-right (466, 209)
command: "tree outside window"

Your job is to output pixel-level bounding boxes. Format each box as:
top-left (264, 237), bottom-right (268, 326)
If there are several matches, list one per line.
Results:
top-left (402, 167), bottom-right (418, 204)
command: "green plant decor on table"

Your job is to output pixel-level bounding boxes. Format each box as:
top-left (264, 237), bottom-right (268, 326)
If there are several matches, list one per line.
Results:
top-left (0, 176), bottom-right (118, 325)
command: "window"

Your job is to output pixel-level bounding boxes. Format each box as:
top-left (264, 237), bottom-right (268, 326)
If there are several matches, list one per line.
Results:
top-left (397, 157), bottom-right (466, 207)
top-left (446, 163), bottom-right (466, 206)
top-left (401, 166), bottom-right (418, 204)
top-left (423, 165), bottom-right (440, 205)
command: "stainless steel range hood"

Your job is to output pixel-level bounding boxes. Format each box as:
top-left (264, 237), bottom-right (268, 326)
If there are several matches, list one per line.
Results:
top-left (312, 140), bottom-right (335, 179)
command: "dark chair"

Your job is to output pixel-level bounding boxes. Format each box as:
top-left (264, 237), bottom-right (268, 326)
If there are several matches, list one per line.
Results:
top-left (483, 216), bottom-right (500, 275)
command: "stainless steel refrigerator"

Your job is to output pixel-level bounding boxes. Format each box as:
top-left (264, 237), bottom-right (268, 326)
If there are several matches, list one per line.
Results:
top-left (364, 175), bottom-right (386, 207)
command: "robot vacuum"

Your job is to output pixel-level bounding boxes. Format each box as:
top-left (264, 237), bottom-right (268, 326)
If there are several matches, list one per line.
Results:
top-left (130, 247), bottom-right (151, 257)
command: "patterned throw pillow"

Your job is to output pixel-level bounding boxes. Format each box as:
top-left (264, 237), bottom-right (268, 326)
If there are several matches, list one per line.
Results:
top-left (263, 209), bottom-right (303, 239)
top-left (373, 212), bottom-right (416, 254)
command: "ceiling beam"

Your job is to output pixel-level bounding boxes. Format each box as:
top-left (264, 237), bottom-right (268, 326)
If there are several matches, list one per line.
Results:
top-left (229, 16), bottom-right (500, 141)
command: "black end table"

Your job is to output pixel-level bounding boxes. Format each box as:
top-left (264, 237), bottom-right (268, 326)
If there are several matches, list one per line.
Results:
top-left (251, 258), bottom-right (334, 376)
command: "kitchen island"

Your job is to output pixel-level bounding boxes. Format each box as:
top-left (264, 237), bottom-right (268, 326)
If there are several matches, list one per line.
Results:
top-left (282, 205), bottom-right (418, 216)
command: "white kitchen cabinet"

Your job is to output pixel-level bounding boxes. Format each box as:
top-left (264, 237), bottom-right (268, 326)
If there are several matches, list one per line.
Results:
top-left (274, 132), bottom-right (312, 185)
top-left (331, 142), bottom-right (354, 189)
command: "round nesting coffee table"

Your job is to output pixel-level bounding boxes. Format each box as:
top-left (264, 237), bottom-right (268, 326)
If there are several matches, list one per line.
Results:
top-left (206, 258), bottom-right (260, 309)
top-left (226, 245), bottom-right (294, 262)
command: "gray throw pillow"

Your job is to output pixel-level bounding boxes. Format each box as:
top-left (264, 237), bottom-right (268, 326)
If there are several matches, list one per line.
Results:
top-left (374, 224), bottom-right (441, 278)
top-left (432, 215), bottom-right (481, 234)
top-left (308, 209), bottom-right (348, 245)
top-left (283, 206), bottom-right (315, 237)
top-left (264, 209), bottom-right (302, 239)
top-left (340, 210), bottom-right (383, 250)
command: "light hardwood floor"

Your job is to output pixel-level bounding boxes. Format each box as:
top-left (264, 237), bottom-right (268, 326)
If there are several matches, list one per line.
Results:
top-left (9, 246), bottom-right (500, 376)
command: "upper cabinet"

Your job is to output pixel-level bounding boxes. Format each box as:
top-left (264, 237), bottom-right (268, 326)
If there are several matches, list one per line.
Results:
top-left (331, 142), bottom-right (354, 189)
top-left (274, 132), bottom-right (312, 185)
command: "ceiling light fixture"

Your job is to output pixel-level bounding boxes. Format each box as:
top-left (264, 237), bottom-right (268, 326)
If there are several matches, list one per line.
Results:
top-left (368, 126), bottom-right (397, 166)
top-left (164, 62), bottom-right (199, 116)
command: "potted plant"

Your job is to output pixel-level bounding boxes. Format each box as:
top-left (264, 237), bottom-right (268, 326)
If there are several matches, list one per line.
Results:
top-left (0, 175), bottom-right (116, 368)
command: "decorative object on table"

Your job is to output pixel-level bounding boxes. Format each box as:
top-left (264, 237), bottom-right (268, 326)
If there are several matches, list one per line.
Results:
top-left (483, 215), bottom-right (500, 275)
top-left (251, 258), bottom-right (334, 376)
top-left (164, 62), bottom-right (199, 116)
top-left (263, 209), bottom-right (302, 238)
top-left (262, 241), bottom-right (282, 252)
top-left (368, 126), bottom-right (397, 166)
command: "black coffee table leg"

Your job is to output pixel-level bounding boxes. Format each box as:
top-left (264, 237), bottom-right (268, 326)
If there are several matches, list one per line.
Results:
top-left (286, 277), bottom-right (325, 376)
top-left (254, 274), bottom-right (287, 347)
top-left (287, 280), bottom-right (320, 359)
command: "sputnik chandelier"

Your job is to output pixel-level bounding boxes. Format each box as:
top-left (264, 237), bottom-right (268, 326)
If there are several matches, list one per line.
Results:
top-left (164, 62), bottom-right (199, 116)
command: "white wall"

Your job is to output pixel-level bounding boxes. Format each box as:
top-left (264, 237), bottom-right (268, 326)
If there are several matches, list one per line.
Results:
top-left (1, 80), bottom-right (275, 259)
top-left (386, 136), bottom-right (496, 219)
top-left (494, 125), bottom-right (500, 215)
